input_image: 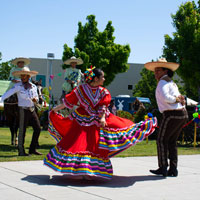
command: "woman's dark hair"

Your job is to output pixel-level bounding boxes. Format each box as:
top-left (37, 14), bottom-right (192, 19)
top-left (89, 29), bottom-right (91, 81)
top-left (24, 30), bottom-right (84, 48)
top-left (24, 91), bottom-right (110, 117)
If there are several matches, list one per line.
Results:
top-left (84, 68), bottom-right (103, 83)
top-left (162, 67), bottom-right (174, 78)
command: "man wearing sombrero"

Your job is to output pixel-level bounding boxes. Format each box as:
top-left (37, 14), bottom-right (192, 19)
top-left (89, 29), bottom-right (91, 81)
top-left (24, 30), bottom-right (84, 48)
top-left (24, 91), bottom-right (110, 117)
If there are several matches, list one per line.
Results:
top-left (145, 58), bottom-right (188, 177)
top-left (61, 56), bottom-right (83, 98)
top-left (8, 57), bottom-right (30, 89)
top-left (1, 67), bottom-right (41, 156)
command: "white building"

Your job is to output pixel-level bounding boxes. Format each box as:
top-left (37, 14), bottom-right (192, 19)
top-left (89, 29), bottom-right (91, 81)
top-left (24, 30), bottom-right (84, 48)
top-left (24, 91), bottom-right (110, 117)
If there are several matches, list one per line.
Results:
top-left (29, 58), bottom-right (144, 103)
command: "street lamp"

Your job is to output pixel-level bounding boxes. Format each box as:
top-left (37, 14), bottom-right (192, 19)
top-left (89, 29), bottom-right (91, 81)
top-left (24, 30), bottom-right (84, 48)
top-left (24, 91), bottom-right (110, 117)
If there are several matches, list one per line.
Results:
top-left (47, 53), bottom-right (54, 110)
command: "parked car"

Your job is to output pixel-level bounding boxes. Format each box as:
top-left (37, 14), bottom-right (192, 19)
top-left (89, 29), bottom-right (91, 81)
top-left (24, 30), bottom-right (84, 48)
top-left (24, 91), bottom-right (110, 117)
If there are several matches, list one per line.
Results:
top-left (113, 95), bottom-right (151, 115)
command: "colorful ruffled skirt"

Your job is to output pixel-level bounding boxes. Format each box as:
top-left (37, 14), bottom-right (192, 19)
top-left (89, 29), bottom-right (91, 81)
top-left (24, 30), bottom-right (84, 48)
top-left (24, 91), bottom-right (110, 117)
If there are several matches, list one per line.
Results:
top-left (44, 111), bottom-right (157, 180)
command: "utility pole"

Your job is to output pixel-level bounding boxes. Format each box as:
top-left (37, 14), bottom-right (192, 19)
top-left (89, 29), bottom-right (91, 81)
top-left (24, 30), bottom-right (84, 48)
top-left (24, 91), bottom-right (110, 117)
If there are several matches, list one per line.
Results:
top-left (47, 53), bottom-right (54, 111)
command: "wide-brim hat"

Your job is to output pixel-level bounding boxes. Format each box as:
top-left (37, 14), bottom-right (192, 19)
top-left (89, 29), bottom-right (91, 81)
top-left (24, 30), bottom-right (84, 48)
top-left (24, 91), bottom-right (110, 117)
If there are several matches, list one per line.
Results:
top-left (12, 66), bottom-right (38, 77)
top-left (11, 57), bottom-right (30, 65)
top-left (64, 56), bottom-right (83, 65)
top-left (144, 58), bottom-right (179, 72)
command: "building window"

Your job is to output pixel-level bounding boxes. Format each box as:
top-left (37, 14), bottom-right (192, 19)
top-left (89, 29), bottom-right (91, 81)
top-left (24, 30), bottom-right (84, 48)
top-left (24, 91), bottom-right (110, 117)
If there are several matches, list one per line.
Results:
top-left (128, 85), bottom-right (133, 90)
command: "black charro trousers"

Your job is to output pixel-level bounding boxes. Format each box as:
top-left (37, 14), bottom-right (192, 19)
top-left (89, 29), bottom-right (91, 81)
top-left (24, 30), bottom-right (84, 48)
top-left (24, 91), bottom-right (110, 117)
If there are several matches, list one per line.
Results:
top-left (18, 107), bottom-right (41, 153)
top-left (157, 109), bottom-right (188, 169)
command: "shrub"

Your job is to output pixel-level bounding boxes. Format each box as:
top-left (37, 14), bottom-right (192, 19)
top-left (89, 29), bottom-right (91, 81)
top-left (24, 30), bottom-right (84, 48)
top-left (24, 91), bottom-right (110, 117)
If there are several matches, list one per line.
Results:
top-left (117, 110), bottom-right (134, 122)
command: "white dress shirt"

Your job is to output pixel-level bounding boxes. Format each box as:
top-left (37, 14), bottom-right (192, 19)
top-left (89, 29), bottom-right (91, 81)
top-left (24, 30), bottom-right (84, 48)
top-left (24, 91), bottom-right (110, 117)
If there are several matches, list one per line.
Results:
top-left (1, 81), bottom-right (38, 108)
top-left (156, 75), bottom-right (185, 113)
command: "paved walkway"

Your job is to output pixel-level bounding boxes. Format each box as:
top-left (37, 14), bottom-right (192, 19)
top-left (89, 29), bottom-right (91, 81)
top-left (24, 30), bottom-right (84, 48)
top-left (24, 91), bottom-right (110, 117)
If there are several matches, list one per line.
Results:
top-left (0, 155), bottom-right (200, 200)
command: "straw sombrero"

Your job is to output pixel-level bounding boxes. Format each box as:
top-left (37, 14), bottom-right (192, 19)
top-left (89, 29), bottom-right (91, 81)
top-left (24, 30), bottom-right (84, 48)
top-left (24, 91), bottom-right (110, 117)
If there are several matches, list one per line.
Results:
top-left (64, 56), bottom-right (83, 65)
top-left (144, 58), bottom-right (179, 72)
top-left (12, 67), bottom-right (38, 77)
top-left (11, 57), bottom-right (30, 65)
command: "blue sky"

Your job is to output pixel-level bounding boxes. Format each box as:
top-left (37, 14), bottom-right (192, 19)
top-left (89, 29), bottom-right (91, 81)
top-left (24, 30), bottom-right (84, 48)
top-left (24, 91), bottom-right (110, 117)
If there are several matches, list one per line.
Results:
top-left (0, 0), bottom-right (197, 64)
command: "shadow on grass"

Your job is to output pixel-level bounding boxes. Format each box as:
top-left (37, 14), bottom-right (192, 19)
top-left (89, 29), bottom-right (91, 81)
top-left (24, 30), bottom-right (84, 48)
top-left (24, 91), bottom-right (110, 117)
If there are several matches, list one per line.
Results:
top-left (0, 144), bottom-right (17, 152)
top-left (0, 155), bottom-right (18, 158)
top-left (0, 144), bottom-right (17, 158)
top-left (22, 174), bottom-right (165, 188)
top-left (177, 143), bottom-right (200, 147)
top-left (0, 144), bottom-right (54, 151)
top-left (37, 144), bottom-right (55, 150)
top-left (0, 144), bottom-right (54, 159)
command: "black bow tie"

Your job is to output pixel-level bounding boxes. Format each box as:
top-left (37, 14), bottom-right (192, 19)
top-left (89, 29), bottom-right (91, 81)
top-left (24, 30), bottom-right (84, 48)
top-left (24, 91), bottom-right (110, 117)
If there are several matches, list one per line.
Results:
top-left (23, 82), bottom-right (32, 90)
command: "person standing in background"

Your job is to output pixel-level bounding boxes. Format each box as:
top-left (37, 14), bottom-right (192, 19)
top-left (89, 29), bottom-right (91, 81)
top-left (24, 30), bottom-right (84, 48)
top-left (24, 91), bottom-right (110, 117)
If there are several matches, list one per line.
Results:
top-left (108, 99), bottom-right (117, 115)
top-left (61, 56), bottom-right (83, 100)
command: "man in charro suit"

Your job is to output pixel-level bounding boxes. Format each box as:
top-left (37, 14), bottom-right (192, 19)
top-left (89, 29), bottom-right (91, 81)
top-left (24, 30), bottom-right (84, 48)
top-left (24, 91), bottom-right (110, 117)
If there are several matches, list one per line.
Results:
top-left (4, 57), bottom-right (30, 145)
top-left (145, 58), bottom-right (188, 177)
top-left (1, 67), bottom-right (41, 156)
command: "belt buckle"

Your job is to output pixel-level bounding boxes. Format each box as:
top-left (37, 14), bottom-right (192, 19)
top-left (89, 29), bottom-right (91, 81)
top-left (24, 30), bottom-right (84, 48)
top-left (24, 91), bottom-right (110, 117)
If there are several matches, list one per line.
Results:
top-left (29, 107), bottom-right (34, 112)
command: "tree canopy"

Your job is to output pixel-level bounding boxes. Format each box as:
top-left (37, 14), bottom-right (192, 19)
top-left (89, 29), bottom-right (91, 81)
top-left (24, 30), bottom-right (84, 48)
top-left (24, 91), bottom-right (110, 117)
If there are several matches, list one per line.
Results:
top-left (0, 61), bottom-right (11, 80)
top-left (0, 53), bottom-right (11, 80)
top-left (163, 1), bottom-right (200, 100)
top-left (132, 68), bottom-right (157, 109)
top-left (62, 15), bottom-right (131, 86)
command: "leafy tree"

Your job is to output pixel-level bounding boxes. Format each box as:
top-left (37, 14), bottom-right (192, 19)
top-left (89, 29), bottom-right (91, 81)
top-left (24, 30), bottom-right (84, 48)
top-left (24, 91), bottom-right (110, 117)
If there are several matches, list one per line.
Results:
top-left (0, 60), bottom-right (12, 80)
top-left (62, 15), bottom-right (131, 86)
top-left (133, 68), bottom-right (157, 109)
top-left (0, 52), bottom-right (12, 80)
top-left (163, 1), bottom-right (200, 100)
top-left (132, 68), bottom-right (161, 124)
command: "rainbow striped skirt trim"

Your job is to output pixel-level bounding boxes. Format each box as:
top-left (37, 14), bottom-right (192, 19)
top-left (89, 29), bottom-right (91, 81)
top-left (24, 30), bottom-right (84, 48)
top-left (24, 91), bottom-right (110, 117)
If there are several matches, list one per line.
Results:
top-left (48, 121), bottom-right (62, 142)
top-left (99, 117), bottom-right (157, 157)
top-left (44, 146), bottom-right (113, 179)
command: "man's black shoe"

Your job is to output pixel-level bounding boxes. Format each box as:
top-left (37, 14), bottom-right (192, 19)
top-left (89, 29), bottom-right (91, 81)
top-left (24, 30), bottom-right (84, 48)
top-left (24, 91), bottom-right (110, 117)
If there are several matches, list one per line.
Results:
top-left (167, 168), bottom-right (178, 177)
top-left (29, 150), bottom-right (42, 155)
top-left (18, 152), bottom-right (29, 156)
top-left (150, 167), bottom-right (167, 177)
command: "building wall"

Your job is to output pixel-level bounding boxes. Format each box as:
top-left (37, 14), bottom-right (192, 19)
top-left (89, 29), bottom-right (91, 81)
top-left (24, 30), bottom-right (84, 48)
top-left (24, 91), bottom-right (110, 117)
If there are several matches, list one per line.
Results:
top-left (29, 58), bottom-right (145, 102)
top-left (106, 63), bottom-right (144, 97)
top-left (29, 58), bottom-right (64, 102)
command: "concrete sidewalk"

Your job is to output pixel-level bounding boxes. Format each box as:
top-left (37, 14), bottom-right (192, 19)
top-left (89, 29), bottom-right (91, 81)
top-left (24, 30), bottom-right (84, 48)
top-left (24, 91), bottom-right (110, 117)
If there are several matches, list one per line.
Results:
top-left (0, 155), bottom-right (199, 200)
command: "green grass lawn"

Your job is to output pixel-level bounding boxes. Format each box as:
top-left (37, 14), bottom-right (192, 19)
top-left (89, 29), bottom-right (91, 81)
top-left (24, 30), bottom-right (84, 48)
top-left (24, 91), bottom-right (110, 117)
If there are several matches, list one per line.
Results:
top-left (0, 127), bottom-right (56, 162)
top-left (0, 127), bottom-right (200, 162)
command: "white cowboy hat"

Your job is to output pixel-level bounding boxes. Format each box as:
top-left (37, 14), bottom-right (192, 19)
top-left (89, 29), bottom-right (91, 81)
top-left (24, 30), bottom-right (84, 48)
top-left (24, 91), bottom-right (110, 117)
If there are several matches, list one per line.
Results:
top-left (12, 66), bottom-right (38, 77)
top-left (11, 57), bottom-right (30, 65)
top-left (64, 56), bottom-right (83, 65)
top-left (144, 58), bottom-right (179, 72)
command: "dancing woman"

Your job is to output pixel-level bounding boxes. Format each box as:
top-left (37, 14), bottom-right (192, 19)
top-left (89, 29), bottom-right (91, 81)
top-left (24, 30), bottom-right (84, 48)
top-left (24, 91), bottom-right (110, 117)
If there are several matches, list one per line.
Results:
top-left (44, 67), bottom-right (157, 180)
